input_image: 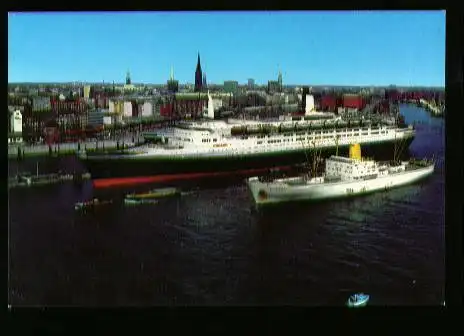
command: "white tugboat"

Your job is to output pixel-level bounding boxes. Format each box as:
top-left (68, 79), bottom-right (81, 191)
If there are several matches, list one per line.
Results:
top-left (247, 143), bottom-right (435, 206)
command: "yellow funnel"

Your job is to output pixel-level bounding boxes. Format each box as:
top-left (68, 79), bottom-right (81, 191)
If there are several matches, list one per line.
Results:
top-left (349, 143), bottom-right (362, 160)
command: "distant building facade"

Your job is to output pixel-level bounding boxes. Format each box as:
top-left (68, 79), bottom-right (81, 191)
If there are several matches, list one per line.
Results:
top-left (247, 78), bottom-right (255, 90)
top-left (267, 71), bottom-right (283, 94)
top-left (267, 81), bottom-right (280, 94)
top-left (83, 85), bottom-right (91, 99)
top-left (123, 101), bottom-right (133, 117)
top-left (8, 109), bottom-right (23, 143)
top-left (224, 81), bottom-right (239, 94)
top-left (32, 96), bottom-right (51, 111)
top-left (141, 101), bottom-right (153, 117)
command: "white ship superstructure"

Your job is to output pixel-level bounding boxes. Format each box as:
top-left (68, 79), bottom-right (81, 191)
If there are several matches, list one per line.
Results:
top-left (81, 92), bottom-right (417, 180)
top-left (90, 119), bottom-right (414, 160)
top-left (247, 144), bottom-right (434, 206)
top-left (83, 92), bottom-right (414, 160)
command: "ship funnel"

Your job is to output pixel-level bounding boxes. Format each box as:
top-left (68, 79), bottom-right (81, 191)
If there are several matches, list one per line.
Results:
top-left (349, 143), bottom-right (361, 160)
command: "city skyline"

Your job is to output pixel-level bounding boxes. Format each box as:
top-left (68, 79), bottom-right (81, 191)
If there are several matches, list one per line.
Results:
top-left (8, 11), bottom-right (445, 87)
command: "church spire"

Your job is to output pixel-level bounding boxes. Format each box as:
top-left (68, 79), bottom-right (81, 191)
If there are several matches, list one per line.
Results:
top-left (277, 65), bottom-right (283, 92)
top-left (196, 53), bottom-right (201, 70)
top-left (195, 52), bottom-right (203, 92)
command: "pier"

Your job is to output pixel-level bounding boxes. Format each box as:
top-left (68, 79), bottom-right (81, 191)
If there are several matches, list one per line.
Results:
top-left (8, 172), bottom-right (91, 189)
top-left (8, 135), bottom-right (145, 160)
top-left (418, 99), bottom-right (444, 117)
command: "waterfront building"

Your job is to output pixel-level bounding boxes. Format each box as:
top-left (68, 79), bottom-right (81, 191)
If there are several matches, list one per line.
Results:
top-left (87, 109), bottom-right (105, 128)
top-left (141, 101), bottom-right (153, 117)
top-left (51, 98), bottom-right (88, 142)
top-left (123, 101), bottom-right (133, 117)
top-left (84, 85), bottom-right (91, 99)
top-left (109, 100), bottom-right (124, 114)
top-left (343, 94), bottom-right (365, 110)
top-left (32, 96), bottom-right (51, 112)
top-left (8, 109), bottom-right (23, 144)
top-left (320, 95), bottom-right (337, 112)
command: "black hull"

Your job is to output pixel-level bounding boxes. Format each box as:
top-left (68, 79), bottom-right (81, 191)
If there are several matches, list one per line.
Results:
top-left (82, 137), bottom-right (415, 180)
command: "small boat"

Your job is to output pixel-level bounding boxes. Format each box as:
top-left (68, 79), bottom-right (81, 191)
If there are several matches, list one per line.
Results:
top-left (124, 198), bottom-right (158, 206)
top-left (74, 198), bottom-right (113, 211)
top-left (346, 293), bottom-right (370, 308)
top-left (125, 187), bottom-right (179, 200)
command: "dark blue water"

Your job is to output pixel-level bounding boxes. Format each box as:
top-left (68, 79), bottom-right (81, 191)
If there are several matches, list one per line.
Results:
top-left (8, 105), bottom-right (445, 306)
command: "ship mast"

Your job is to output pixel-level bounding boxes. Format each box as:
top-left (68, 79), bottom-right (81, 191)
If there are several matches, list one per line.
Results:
top-left (300, 137), bottom-right (311, 174)
top-left (305, 137), bottom-right (323, 179)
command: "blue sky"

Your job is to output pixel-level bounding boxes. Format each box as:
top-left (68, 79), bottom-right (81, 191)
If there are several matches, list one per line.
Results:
top-left (8, 11), bottom-right (445, 86)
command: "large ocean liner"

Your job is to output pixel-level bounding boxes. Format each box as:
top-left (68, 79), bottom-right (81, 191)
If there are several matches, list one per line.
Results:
top-left (79, 92), bottom-right (416, 180)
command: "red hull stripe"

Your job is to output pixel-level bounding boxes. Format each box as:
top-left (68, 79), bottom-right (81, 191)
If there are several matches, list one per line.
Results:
top-left (92, 166), bottom-right (294, 188)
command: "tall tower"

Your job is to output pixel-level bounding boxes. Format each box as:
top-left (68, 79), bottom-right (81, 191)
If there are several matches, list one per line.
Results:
top-left (278, 69), bottom-right (283, 92)
top-left (194, 53), bottom-right (203, 92)
top-left (202, 73), bottom-right (207, 89)
top-left (126, 70), bottom-right (131, 85)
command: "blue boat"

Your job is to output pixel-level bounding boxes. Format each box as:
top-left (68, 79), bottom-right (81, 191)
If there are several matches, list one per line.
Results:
top-left (346, 293), bottom-right (370, 308)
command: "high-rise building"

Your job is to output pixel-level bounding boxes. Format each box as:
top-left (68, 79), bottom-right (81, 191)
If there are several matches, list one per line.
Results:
top-left (278, 70), bottom-right (283, 91)
top-left (126, 70), bottom-right (131, 85)
top-left (247, 78), bottom-right (255, 90)
top-left (194, 53), bottom-right (203, 92)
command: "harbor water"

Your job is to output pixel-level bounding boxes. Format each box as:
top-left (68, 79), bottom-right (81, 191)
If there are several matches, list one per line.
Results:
top-left (8, 105), bottom-right (445, 306)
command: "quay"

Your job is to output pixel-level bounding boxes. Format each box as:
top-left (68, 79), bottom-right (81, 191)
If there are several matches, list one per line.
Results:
top-left (418, 99), bottom-right (444, 117)
top-left (8, 135), bottom-right (145, 160)
top-left (8, 172), bottom-right (91, 189)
